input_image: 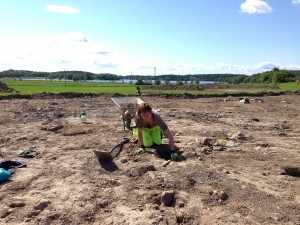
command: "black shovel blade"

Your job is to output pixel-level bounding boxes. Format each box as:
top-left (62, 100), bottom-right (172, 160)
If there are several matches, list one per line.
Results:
top-left (93, 150), bottom-right (113, 162)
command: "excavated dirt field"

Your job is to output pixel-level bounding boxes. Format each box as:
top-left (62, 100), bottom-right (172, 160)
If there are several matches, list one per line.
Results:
top-left (0, 93), bottom-right (300, 225)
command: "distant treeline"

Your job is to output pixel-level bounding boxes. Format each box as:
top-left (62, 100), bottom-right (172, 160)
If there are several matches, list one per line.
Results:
top-left (229, 68), bottom-right (300, 84)
top-left (0, 70), bottom-right (119, 82)
top-left (0, 69), bottom-right (244, 82)
top-left (0, 68), bottom-right (299, 84)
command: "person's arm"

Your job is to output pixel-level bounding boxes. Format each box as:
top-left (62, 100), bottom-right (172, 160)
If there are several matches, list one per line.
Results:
top-left (137, 127), bottom-right (144, 147)
top-left (164, 128), bottom-right (175, 151)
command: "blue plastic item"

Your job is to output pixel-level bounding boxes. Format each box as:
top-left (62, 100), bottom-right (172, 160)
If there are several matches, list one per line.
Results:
top-left (0, 168), bottom-right (11, 182)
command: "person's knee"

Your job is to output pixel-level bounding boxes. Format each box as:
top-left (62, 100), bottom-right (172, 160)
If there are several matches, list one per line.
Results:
top-left (143, 142), bottom-right (153, 147)
top-left (143, 137), bottom-right (153, 147)
top-left (143, 134), bottom-right (153, 147)
top-left (150, 127), bottom-right (162, 145)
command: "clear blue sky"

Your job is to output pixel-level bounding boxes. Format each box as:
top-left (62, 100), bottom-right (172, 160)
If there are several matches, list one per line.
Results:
top-left (1, 0), bottom-right (300, 75)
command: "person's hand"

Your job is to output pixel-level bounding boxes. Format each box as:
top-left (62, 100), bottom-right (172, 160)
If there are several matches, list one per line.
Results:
top-left (136, 148), bottom-right (146, 154)
top-left (170, 150), bottom-right (178, 160)
top-left (135, 145), bottom-right (146, 154)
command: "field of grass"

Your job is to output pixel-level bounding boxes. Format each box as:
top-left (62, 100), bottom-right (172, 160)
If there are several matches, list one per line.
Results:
top-left (1, 80), bottom-right (138, 95)
top-left (1, 79), bottom-right (299, 96)
top-left (278, 82), bottom-right (300, 91)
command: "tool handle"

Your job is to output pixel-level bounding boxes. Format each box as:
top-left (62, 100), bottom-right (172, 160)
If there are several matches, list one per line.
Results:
top-left (110, 142), bottom-right (122, 153)
top-left (110, 138), bottom-right (130, 153)
top-left (162, 159), bottom-right (171, 167)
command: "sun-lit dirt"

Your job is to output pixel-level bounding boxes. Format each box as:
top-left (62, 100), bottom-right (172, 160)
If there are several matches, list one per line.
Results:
top-left (0, 93), bottom-right (300, 225)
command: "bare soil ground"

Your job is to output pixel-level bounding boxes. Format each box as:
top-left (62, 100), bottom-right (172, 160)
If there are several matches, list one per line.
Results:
top-left (0, 93), bottom-right (300, 225)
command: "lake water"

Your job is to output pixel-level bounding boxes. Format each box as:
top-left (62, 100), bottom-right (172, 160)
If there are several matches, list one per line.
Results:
top-left (22, 78), bottom-right (215, 84)
top-left (88, 79), bottom-right (215, 84)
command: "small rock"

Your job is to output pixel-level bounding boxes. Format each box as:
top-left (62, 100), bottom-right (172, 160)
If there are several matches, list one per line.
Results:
top-left (154, 205), bottom-right (160, 210)
top-left (99, 200), bottom-right (109, 208)
top-left (256, 142), bottom-right (269, 147)
top-left (128, 169), bottom-right (140, 177)
top-left (223, 169), bottom-right (230, 174)
top-left (161, 190), bottom-right (175, 206)
top-left (0, 208), bottom-right (13, 218)
top-left (28, 210), bottom-right (41, 217)
top-left (202, 137), bottom-right (215, 146)
top-left (34, 199), bottom-right (51, 211)
top-left (9, 201), bottom-right (26, 208)
top-left (210, 189), bottom-right (228, 201)
top-left (228, 131), bottom-right (245, 140)
top-left (176, 214), bottom-right (184, 223)
top-left (217, 191), bottom-right (228, 201)
top-left (200, 147), bottom-right (208, 154)
top-left (55, 113), bottom-right (65, 118)
top-left (213, 146), bottom-right (224, 151)
top-left (41, 125), bottom-right (63, 132)
top-left (120, 159), bottom-right (128, 163)
top-left (200, 147), bottom-right (211, 154)
top-left (178, 201), bottom-right (185, 208)
top-left (254, 146), bottom-right (262, 151)
top-left (138, 165), bottom-right (156, 176)
top-left (48, 212), bottom-right (60, 220)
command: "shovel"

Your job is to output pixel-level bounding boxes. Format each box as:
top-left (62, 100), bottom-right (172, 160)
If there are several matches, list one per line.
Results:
top-left (93, 137), bottom-right (130, 162)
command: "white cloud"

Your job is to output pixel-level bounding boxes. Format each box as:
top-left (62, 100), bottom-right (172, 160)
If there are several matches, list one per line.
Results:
top-left (45, 5), bottom-right (80, 14)
top-left (240, 0), bottom-right (273, 14)
top-left (135, 62), bottom-right (292, 75)
top-left (0, 33), bottom-right (300, 75)
top-left (167, 61), bottom-right (299, 75)
top-left (280, 64), bottom-right (300, 70)
top-left (291, 0), bottom-right (300, 6)
top-left (0, 32), bottom-right (118, 73)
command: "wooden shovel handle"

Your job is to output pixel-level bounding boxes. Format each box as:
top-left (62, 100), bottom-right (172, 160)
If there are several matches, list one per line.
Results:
top-left (162, 159), bottom-right (172, 167)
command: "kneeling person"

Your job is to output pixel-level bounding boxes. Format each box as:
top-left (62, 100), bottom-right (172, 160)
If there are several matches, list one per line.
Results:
top-left (135, 103), bottom-right (177, 159)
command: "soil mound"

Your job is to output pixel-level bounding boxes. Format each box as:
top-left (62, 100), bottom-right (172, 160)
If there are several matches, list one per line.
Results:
top-left (0, 81), bottom-right (17, 93)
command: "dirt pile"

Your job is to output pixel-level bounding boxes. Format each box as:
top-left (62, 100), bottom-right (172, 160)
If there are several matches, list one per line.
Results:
top-left (0, 81), bottom-right (17, 93)
top-left (0, 94), bottom-right (299, 224)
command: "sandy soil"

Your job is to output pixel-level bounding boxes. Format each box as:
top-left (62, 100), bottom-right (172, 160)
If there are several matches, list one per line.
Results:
top-left (0, 93), bottom-right (300, 225)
